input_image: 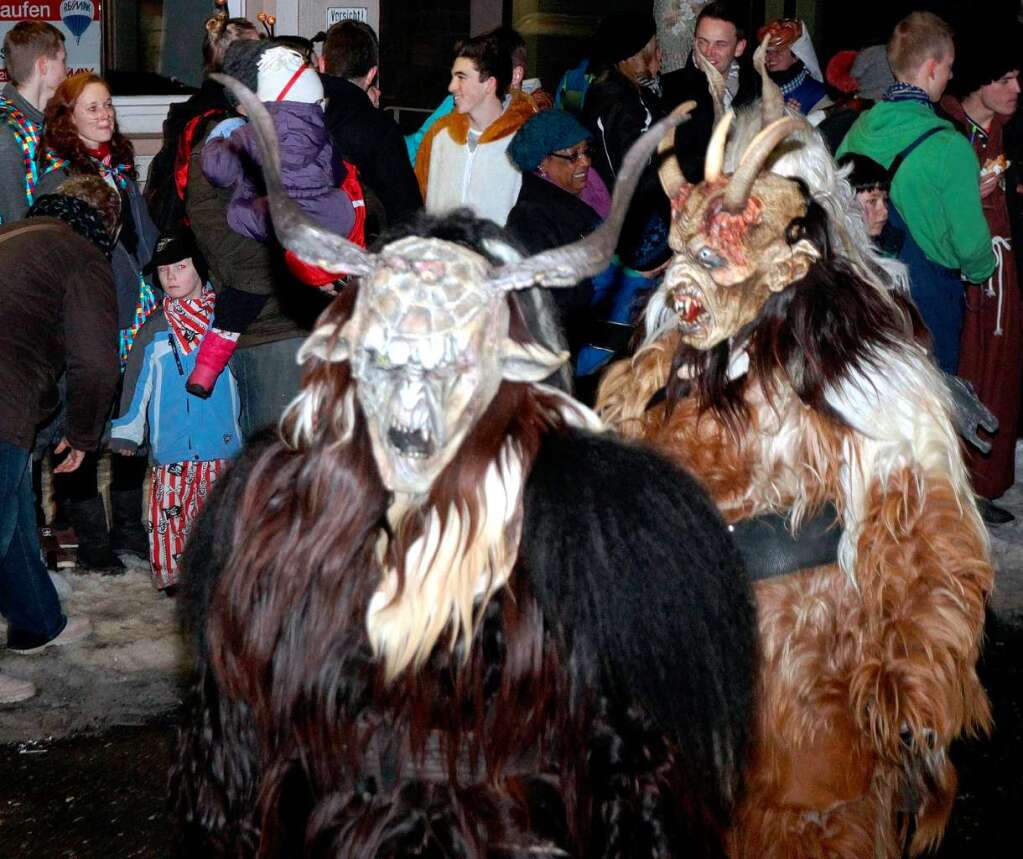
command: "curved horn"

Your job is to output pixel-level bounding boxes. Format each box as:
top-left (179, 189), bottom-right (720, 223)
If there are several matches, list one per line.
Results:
top-left (722, 117), bottom-right (801, 213)
top-left (704, 110), bottom-right (734, 183)
top-left (213, 74), bottom-right (376, 277)
top-left (693, 46), bottom-right (725, 125)
top-left (753, 35), bottom-right (785, 125)
top-left (490, 104), bottom-right (694, 291)
top-left (657, 100), bottom-right (697, 198)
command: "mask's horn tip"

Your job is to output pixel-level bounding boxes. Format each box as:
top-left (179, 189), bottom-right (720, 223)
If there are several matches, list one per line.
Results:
top-left (670, 100), bottom-right (698, 123)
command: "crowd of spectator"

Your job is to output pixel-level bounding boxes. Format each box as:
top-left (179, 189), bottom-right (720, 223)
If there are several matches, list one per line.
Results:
top-left (0, 2), bottom-right (1020, 707)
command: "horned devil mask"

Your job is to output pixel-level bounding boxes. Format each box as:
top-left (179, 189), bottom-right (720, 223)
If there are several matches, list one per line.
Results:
top-left (656, 112), bottom-right (819, 350)
top-left (219, 74), bottom-right (691, 495)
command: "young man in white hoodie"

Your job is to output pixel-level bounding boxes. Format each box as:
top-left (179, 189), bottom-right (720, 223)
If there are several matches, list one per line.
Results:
top-left (415, 31), bottom-right (534, 227)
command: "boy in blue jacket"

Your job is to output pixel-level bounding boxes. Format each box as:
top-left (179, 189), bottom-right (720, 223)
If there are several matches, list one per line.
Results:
top-left (111, 228), bottom-right (242, 591)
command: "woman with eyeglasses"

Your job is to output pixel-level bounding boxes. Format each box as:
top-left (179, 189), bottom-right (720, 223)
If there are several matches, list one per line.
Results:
top-left (506, 110), bottom-right (614, 402)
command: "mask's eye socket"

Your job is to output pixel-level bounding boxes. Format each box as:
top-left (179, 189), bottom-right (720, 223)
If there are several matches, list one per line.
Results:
top-left (696, 246), bottom-right (726, 269)
top-left (367, 349), bottom-right (392, 370)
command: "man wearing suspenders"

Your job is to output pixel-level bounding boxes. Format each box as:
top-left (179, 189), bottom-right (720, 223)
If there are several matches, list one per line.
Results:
top-left (838, 12), bottom-right (995, 375)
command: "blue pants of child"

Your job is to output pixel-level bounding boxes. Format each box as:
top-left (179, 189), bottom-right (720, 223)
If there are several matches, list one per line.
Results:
top-left (0, 441), bottom-right (65, 650)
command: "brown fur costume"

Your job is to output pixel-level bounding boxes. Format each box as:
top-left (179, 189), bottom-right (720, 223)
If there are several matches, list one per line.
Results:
top-left (171, 212), bottom-right (760, 858)
top-left (598, 117), bottom-right (992, 857)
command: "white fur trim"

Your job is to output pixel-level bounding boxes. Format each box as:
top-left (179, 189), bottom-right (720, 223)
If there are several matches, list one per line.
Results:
top-left (367, 437), bottom-right (527, 679)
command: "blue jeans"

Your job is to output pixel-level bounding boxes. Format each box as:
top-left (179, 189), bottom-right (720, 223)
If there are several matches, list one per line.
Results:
top-left (230, 336), bottom-right (304, 440)
top-left (0, 441), bottom-right (65, 650)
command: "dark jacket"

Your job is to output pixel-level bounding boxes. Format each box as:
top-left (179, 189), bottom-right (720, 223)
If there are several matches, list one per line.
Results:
top-left (201, 102), bottom-right (354, 243)
top-left (186, 123), bottom-right (330, 347)
top-left (321, 74), bottom-right (422, 231)
top-left (506, 171), bottom-right (601, 356)
top-left (661, 57), bottom-right (760, 182)
top-left (144, 78), bottom-right (229, 231)
top-left (582, 69), bottom-right (667, 267)
top-left (0, 218), bottom-right (119, 450)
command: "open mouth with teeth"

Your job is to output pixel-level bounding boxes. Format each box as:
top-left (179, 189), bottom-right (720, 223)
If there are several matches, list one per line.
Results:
top-left (388, 424), bottom-right (435, 459)
top-left (672, 288), bottom-right (708, 332)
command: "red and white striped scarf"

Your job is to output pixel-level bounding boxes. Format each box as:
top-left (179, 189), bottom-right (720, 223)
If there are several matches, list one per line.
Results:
top-left (163, 286), bottom-right (215, 354)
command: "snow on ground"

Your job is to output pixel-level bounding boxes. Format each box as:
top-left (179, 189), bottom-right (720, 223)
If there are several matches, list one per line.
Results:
top-left (3, 446), bottom-right (1023, 744)
top-left (0, 566), bottom-right (189, 744)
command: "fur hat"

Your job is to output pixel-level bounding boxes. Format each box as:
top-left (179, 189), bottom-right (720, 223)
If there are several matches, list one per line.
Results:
top-left (256, 45), bottom-right (323, 103)
top-left (947, 26), bottom-right (1021, 99)
top-left (592, 12), bottom-right (656, 67)
top-left (508, 110), bottom-right (592, 172)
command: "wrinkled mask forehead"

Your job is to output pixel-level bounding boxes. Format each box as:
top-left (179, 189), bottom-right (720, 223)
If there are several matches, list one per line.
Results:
top-left (348, 237), bottom-right (509, 496)
top-left (354, 236), bottom-right (501, 336)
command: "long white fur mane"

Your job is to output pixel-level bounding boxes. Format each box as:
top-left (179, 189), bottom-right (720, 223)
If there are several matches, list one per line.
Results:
top-left (366, 384), bottom-right (602, 680)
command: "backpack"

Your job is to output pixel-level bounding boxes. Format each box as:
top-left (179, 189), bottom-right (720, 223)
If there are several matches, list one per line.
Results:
top-left (284, 159), bottom-right (367, 289)
top-left (145, 107), bottom-right (226, 231)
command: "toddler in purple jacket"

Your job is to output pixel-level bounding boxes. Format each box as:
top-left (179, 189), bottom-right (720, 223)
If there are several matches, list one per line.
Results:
top-left (191, 45), bottom-right (356, 398)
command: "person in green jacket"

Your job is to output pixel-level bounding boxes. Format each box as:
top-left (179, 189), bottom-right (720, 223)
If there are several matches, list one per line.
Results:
top-left (837, 11), bottom-right (995, 374)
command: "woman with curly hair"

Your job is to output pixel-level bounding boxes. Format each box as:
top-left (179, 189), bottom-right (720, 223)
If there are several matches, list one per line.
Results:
top-left (37, 72), bottom-right (158, 573)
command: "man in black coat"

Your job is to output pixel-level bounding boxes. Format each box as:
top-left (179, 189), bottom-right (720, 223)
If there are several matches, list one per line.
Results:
top-left (319, 20), bottom-right (422, 239)
top-left (582, 11), bottom-right (670, 271)
top-left (661, 1), bottom-right (759, 182)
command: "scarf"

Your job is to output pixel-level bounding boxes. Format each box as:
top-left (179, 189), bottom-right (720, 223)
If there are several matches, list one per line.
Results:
top-left (120, 276), bottom-right (159, 364)
top-left (774, 61), bottom-right (809, 97)
top-left (0, 96), bottom-right (43, 215)
top-left (163, 286), bottom-right (215, 355)
top-left (882, 82), bottom-right (933, 107)
top-left (45, 142), bottom-right (135, 191)
top-left (26, 193), bottom-right (115, 256)
top-left (536, 166), bottom-right (612, 220)
top-left (579, 169), bottom-right (612, 219)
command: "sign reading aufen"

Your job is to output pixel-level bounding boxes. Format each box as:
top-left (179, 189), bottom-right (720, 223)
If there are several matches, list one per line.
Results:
top-left (326, 7), bottom-right (368, 26)
top-left (0, 0), bottom-right (100, 83)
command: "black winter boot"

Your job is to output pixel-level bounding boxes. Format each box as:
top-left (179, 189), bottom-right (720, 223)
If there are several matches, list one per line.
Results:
top-left (109, 489), bottom-right (149, 559)
top-left (65, 497), bottom-right (124, 574)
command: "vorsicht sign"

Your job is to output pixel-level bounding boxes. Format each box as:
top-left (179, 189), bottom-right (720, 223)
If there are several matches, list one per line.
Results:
top-left (0, 1), bottom-right (101, 84)
top-left (326, 7), bottom-right (368, 27)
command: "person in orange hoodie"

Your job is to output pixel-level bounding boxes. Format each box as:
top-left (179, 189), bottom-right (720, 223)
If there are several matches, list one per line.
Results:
top-left (415, 30), bottom-right (534, 227)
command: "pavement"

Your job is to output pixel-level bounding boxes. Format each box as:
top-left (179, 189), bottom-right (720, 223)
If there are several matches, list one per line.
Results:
top-left (2, 446), bottom-right (1023, 745)
top-left (980, 444), bottom-right (1023, 625)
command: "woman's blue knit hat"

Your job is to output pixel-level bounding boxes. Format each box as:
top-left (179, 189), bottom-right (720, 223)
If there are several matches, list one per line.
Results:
top-left (508, 110), bottom-right (592, 172)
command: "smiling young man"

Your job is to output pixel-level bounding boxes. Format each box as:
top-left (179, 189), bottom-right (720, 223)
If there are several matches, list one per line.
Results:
top-left (0, 21), bottom-right (66, 223)
top-left (415, 32), bottom-right (534, 226)
top-left (838, 11), bottom-right (995, 378)
top-left (938, 29), bottom-right (1022, 522)
top-left (661, 1), bottom-right (757, 182)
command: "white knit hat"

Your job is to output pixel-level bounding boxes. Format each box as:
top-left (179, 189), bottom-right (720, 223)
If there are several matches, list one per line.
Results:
top-left (256, 46), bottom-right (324, 103)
